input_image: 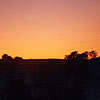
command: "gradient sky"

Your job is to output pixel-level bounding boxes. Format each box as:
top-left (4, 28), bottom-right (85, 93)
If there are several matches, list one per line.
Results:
top-left (0, 0), bottom-right (100, 59)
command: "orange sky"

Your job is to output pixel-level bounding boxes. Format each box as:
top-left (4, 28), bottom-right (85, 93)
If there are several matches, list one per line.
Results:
top-left (0, 0), bottom-right (100, 59)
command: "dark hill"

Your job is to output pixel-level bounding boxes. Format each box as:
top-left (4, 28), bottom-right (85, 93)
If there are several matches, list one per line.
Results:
top-left (0, 58), bottom-right (100, 100)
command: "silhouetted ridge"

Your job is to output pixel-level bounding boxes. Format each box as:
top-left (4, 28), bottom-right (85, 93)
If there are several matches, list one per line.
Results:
top-left (0, 51), bottom-right (100, 100)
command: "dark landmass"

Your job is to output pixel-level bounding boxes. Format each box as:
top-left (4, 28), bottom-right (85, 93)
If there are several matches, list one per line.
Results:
top-left (0, 51), bottom-right (100, 100)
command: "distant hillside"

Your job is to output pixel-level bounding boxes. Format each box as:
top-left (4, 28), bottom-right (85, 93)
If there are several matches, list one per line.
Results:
top-left (0, 57), bottom-right (100, 100)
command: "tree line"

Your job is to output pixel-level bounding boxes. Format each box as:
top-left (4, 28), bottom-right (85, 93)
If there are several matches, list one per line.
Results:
top-left (1, 50), bottom-right (99, 61)
top-left (64, 50), bottom-right (98, 60)
top-left (1, 54), bottom-right (23, 61)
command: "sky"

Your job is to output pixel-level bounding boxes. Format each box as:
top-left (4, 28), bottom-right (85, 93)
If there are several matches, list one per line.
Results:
top-left (0, 0), bottom-right (100, 59)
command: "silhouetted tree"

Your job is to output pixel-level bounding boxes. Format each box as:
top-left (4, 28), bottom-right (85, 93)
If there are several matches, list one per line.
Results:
top-left (65, 51), bottom-right (78, 60)
top-left (2, 54), bottom-right (8, 59)
top-left (65, 51), bottom-right (97, 60)
top-left (64, 55), bottom-right (68, 59)
top-left (2, 54), bottom-right (13, 61)
top-left (14, 56), bottom-right (23, 61)
top-left (76, 51), bottom-right (89, 60)
top-left (89, 51), bottom-right (97, 58)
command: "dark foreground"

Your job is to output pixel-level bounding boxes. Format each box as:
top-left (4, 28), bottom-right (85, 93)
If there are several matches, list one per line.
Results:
top-left (0, 58), bottom-right (100, 100)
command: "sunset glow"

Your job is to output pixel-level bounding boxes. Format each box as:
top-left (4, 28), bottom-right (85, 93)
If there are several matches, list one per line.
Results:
top-left (0, 0), bottom-right (100, 59)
